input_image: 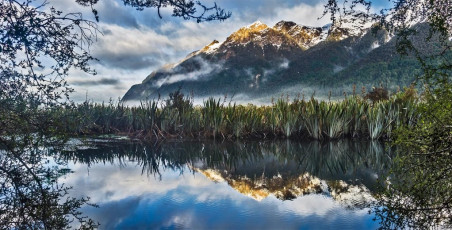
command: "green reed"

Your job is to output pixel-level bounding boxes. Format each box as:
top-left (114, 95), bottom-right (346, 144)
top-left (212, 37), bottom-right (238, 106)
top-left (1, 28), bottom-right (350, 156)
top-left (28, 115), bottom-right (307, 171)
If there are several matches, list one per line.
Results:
top-left (48, 88), bottom-right (420, 141)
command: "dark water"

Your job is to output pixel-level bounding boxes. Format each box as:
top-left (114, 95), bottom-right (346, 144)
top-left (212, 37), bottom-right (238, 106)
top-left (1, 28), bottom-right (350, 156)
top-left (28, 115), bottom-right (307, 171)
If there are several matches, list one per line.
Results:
top-left (60, 140), bottom-right (391, 230)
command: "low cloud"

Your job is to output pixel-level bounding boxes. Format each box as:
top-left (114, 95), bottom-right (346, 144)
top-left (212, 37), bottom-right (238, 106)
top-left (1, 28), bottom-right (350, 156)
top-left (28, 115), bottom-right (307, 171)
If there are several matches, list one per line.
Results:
top-left (333, 65), bottom-right (345, 73)
top-left (154, 57), bottom-right (223, 87)
top-left (279, 59), bottom-right (290, 69)
top-left (70, 78), bottom-right (121, 86)
top-left (263, 59), bottom-right (291, 77)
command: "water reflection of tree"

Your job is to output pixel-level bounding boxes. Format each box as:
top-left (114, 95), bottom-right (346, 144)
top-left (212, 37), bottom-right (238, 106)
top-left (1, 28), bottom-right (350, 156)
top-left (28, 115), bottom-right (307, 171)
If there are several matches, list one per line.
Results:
top-left (0, 140), bottom-right (98, 229)
top-left (374, 137), bottom-right (452, 228)
top-left (369, 84), bottom-right (452, 229)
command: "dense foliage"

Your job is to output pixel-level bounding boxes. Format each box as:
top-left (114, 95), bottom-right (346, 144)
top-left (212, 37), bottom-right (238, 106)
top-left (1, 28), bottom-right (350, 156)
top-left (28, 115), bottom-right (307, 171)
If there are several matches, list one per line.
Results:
top-left (373, 83), bottom-right (452, 229)
top-left (323, 0), bottom-right (452, 228)
top-left (48, 88), bottom-right (419, 141)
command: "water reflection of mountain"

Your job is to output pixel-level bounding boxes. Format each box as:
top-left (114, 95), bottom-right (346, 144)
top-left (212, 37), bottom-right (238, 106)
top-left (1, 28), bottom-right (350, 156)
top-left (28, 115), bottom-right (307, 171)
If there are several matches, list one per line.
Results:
top-left (60, 140), bottom-right (391, 206)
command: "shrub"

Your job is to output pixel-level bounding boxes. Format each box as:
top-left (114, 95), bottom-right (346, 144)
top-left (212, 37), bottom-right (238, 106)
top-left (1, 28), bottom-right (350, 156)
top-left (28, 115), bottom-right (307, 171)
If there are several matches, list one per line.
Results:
top-left (365, 87), bottom-right (389, 103)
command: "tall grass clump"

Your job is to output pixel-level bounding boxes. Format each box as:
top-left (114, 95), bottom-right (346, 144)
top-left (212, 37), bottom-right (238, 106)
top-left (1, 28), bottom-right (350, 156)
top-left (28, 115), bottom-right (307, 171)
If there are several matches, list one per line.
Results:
top-left (49, 86), bottom-right (420, 141)
top-left (203, 97), bottom-right (224, 138)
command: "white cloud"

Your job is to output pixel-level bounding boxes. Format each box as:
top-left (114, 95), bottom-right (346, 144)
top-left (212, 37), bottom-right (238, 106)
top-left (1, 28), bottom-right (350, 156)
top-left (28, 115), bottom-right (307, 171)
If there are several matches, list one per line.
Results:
top-left (153, 57), bottom-right (223, 87)
top-left (61, 160), bottom-right (240, 204)
top-left (271, 3), bottom-right (331, 27)
top-left (93, 23), bottom-right (173, 69)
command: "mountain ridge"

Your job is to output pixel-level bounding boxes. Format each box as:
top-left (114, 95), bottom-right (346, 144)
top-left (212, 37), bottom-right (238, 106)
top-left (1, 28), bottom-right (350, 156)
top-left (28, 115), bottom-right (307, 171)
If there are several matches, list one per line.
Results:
top-left (122, 20), bottom-right (429, 102)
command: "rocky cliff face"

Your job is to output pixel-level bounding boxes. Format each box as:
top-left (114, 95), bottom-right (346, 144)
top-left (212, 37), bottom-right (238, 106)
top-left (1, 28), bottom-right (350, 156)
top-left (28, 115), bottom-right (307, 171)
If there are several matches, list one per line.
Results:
top-left (273, 21), bottom-right (328, 49)
top-left (122, 21), bottom-right (428, 102)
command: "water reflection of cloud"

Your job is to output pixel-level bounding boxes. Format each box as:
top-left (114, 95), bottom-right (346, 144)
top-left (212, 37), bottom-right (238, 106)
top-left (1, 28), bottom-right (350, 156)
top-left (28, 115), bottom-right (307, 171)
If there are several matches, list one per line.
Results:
top-left (62, 160), bottom-right (379, 229)
top-left (61, 161), bottom-right (235, 203)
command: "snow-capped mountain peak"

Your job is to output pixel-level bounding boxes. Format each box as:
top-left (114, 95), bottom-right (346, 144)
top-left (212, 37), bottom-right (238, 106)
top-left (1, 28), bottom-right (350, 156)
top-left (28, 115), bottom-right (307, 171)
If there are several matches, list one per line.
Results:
top-left (224, 21), bottom-right (270, 45)
top-left (200, 40), bottom-right (222, 54)
top-left (273, 20), bottom-right (327, 49)
top-left (246, 20), bottom-right (267, 29)
top-left (220, 20), bottom-right (357, 51)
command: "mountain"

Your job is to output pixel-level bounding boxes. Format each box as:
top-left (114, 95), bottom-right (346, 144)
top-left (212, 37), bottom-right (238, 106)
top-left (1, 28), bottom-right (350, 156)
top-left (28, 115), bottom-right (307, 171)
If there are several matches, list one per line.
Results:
top-left (187, 143), bottom-right (379, 205)
top-left (191, 165), bottom-right (374, 206)
top-left (122, 20), bottom-right (431, 102)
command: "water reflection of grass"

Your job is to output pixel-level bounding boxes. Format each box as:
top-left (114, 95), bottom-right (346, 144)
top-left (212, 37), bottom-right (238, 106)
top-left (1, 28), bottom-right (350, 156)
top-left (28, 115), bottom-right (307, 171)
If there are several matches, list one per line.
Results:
top-left (59, 140), bottom-right (391, 187)
top-left (60, 140), bottom-right (391, 205)
top-left (50, 88), bottom-right (419, 141)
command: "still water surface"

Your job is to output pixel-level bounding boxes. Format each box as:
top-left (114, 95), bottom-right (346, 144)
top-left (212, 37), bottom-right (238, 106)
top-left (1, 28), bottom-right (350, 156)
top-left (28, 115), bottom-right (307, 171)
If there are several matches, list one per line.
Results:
top-left (60, 140), bottom-right (391, 229)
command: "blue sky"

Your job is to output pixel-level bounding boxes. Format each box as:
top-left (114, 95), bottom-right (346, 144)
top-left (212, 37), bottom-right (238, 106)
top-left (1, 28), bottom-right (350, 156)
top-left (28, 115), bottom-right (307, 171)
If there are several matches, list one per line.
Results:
top-left (50, 0), bottom-right (390, 102)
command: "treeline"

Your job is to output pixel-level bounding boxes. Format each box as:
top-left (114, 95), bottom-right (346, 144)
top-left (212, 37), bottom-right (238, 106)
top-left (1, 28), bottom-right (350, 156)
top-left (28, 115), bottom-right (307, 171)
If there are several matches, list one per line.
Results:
top-left (47, 87), bottom-right (419, 141)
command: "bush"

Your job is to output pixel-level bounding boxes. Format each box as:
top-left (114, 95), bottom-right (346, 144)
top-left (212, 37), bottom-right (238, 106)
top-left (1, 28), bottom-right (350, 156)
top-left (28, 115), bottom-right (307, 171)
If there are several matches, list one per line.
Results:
top-left (164, 88), bottom-right (193, 114)
top-left (365, 87), bottom-right (389, 103)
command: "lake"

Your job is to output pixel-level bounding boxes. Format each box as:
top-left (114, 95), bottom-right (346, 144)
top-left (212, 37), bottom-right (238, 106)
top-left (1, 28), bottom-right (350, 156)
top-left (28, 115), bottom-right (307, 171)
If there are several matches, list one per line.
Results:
top-left (60, 140), bottom-right (392, 229)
